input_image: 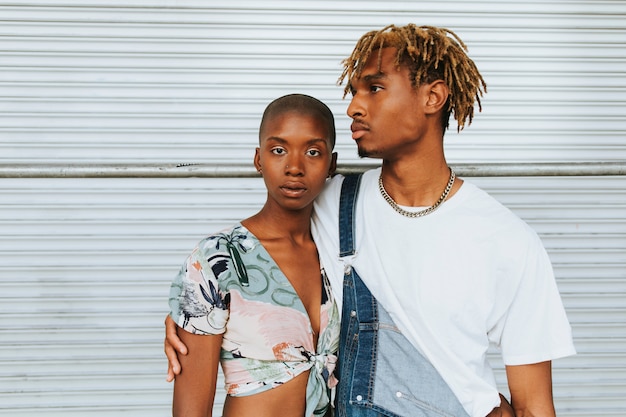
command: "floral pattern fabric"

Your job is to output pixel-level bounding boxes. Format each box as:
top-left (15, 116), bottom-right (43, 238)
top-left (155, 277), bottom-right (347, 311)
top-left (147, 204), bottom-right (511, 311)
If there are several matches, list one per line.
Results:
top-left (169, 224), bottom-right (340, 417)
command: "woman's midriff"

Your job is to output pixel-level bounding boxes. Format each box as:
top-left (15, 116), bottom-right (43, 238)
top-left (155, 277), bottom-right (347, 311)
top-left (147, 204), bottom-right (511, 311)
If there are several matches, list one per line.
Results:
top-left (221, 370), bottom-right (311, 417)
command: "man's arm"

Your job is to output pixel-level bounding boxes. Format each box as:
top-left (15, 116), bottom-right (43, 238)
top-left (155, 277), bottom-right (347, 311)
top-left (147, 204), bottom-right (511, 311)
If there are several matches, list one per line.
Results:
top-left (506, 361), bottom-right (555, 417)
top-left (165, 315), bottom-right (188, 382)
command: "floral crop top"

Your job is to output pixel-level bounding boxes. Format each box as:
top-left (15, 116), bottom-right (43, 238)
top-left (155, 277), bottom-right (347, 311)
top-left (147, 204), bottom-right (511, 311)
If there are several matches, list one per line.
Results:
top-left (169, 224), bottom-right (340, 417)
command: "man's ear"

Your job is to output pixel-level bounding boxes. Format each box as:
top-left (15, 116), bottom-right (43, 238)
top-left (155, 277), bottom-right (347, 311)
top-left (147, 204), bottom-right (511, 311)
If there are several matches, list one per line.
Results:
top-left (328, 152), bottom-right (338, 177)
top-left (424, 80), bottom-right (449, 115)
top-left (253, 147), bottom-right (262, 173)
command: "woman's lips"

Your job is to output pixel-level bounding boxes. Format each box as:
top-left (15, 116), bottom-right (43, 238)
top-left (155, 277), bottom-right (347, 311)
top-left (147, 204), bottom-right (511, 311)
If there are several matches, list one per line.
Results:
top-left (280, 182), bottom-right (307, 197)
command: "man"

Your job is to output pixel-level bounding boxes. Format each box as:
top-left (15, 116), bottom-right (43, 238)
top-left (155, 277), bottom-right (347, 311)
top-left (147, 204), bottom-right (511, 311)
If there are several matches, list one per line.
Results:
top-left (165, 24), bottom-right (575, 417)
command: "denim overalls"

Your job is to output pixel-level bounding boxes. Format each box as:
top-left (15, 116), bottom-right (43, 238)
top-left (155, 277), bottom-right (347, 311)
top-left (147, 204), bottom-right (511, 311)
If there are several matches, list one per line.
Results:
top-left (334, 174), bottom-right (470, 417)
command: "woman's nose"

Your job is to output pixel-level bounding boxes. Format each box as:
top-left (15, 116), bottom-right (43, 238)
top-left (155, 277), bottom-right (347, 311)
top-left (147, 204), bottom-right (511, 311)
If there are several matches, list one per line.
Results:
top-left (285, 155), bottom-right (304, 175)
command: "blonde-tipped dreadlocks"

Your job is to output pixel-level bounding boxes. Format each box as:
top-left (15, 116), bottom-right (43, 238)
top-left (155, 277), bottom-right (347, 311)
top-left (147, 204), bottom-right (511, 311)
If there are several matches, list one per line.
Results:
top-left (338, 24), bottom-right (487, 132)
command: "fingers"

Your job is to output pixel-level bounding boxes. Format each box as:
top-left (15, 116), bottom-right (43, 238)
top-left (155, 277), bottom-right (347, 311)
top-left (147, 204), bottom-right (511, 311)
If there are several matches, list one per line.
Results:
top-left (489, 393), bottom-right (514, 417)
top-left (164, 315), bottom-right (186, 382)
top-left (164, 337), bottom-right (182, 381)
top-left (166, 361), bottom-right (176, 383)
top-left (485, 406), bottom-right (502, 417)
top-left (165, 315), bottom-right (188, 355)
top-left (499, 393), bottom-right (515, 417)
top-left (485, 394), bottom-right (514, 417)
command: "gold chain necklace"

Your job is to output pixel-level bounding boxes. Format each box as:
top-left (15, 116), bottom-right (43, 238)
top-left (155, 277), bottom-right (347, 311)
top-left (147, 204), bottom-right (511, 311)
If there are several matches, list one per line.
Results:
top-left (378, 168), bottom-right (455, 218)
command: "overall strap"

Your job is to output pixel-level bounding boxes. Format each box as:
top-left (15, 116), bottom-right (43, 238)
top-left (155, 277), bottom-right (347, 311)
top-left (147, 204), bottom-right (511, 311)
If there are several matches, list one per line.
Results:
top-left (339, 174), bottom-right (363, 258)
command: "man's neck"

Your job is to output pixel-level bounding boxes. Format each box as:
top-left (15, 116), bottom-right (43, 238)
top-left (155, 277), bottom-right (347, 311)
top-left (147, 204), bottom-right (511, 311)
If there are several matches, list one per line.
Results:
top-left (379, 159), bottom-right (460, 207)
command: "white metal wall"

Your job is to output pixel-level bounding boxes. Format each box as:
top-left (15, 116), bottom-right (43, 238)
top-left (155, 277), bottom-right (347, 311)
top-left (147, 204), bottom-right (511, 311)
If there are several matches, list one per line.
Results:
top-left (0, 1), bottom-right (625, 416)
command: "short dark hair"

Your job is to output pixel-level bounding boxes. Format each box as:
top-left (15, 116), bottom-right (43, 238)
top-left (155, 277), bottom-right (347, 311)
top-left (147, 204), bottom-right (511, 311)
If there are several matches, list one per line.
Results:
top-left (259, 94), bottom-right (336, 148)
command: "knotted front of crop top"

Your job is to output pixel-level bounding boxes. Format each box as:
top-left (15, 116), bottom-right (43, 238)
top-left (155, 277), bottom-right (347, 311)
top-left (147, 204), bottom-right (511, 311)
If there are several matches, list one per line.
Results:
top-left (169, 224), bottom-right (340, 417)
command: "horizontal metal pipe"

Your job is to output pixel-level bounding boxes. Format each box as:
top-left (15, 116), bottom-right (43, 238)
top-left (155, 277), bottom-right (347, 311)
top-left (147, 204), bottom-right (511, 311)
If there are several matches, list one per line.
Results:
top-left (0, 162), bottom-right (625, 178)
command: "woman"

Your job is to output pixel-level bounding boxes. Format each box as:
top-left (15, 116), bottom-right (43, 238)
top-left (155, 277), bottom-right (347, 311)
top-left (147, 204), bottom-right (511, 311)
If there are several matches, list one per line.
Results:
top-left (168, 94), bottom-right (339, 417)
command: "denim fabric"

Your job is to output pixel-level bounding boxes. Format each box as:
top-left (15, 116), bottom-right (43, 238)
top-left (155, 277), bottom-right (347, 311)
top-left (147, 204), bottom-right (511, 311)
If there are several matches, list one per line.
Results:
top-left (335, 174), bottom-right (469, 417)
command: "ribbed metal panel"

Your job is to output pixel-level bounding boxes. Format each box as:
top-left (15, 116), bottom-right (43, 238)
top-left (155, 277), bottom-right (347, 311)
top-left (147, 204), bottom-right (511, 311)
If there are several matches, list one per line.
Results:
top-left (2, 176), bottom-right (625, 416)
top-left (1, 1), bottom-right (625, 416)
top-left (0, 177), bottom-right (266, 416)
top-left (1, 1), bottom-right (625, 164)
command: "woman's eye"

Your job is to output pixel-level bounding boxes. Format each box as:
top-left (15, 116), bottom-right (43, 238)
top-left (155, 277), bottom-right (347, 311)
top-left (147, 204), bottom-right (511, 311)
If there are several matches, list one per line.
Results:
top-left (370, 85), bottom-right (382, 93)
top-left (307, 149), bottom-right (321, 157)
top-left (271, 148), bottom-right (285, 155)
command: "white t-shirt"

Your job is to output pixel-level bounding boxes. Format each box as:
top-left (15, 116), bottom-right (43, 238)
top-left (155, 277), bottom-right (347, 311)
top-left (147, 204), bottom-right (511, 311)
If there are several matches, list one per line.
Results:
top-left (311, 168), bottom-right (576, 417)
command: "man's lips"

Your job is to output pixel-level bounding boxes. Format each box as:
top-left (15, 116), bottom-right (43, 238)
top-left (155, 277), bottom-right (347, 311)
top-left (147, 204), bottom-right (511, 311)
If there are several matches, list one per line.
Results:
top-left (350, 121), bottom-right (369, 140)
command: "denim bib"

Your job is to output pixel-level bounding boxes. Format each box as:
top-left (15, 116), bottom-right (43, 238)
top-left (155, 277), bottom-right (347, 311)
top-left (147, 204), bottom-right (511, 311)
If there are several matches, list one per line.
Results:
top-left (334, 174), bottom-right (469, 417)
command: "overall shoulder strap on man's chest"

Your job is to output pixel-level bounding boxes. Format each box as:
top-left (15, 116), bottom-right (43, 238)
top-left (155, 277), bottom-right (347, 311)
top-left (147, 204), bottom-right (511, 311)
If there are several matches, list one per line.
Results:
top-left (338, 174), bottom-right (363, 258)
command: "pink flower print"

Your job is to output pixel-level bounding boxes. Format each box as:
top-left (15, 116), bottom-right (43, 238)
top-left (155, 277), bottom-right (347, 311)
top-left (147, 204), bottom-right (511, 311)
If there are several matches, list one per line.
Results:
top-left (224, 291), bottom-right (313, 361)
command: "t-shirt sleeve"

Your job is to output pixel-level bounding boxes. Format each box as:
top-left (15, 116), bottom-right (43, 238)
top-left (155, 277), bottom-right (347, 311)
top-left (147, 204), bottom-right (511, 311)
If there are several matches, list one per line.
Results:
top-left (497, 230), bottom-right (576, 365)
top-left (168, 245), bottom-right (230, 335)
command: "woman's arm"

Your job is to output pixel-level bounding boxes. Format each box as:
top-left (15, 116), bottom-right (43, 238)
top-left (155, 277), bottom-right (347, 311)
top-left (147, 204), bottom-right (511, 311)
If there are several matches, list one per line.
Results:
top-left (506, 361), bottom-right (555, 417)
top-left (172, 325), bottom-right (223, 417)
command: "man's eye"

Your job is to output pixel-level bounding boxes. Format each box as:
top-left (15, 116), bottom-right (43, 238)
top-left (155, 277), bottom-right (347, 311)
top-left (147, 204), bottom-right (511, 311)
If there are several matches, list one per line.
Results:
top-left (307, 149), bottom-right (321, 157)
top-left (370, 85), bottom-right (382, 93)
top-left (271, 148), bottom-right (285, 155)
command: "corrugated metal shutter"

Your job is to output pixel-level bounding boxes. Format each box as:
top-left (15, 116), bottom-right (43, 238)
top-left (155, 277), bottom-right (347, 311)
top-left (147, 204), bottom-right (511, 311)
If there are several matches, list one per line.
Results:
top-left (0, 1), bottom-right (624, 416)
top-left (0, 177), bottom-right (265, 416)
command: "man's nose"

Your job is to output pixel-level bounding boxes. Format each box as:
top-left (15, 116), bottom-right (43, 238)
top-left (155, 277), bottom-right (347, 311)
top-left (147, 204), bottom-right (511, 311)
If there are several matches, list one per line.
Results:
top-left (347, 94), bottom-right (364, 118)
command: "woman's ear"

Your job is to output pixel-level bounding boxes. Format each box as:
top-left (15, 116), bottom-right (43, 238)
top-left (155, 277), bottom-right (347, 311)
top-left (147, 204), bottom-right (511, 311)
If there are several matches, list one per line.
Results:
top-left (424, 80), bottom-right (449, 115)
top-left (328, 152), bottom-right (338, 177)
top-left (253, 147), bottom-right (262, 174)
